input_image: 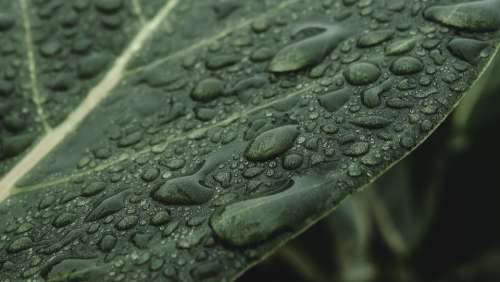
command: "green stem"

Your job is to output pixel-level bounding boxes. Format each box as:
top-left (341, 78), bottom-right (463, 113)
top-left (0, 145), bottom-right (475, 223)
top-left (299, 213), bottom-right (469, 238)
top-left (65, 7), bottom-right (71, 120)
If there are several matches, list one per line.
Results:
top-left (276, 245), bottom-right (332, 282)
top-left (449, 47), bottom-right (500, 152)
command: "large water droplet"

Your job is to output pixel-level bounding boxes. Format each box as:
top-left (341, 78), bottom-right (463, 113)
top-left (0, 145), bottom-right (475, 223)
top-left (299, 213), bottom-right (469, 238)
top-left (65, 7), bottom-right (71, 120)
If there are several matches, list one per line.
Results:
top-left (85, 189), bottom-right (131, 221)
top-left (269, 23), bottom-right (353, 72)
top-left (448, 37), bottom-right (489, 64)
top-left (344, 62), bottom-right (381, 85)
top-left (318, 88), bottom-right (353, 112)
top-left (191, 78), bottom-right (225, 102)
top-left (357, 29), bottom-right (394, 48)
top-left (390, 56), bottom-right (423, 75)
top-left (245, 125), bottom-right (300, 161)
top-left (425, 0), bottom-right (500, 32)
top-left (43, 258), bottom-right (106, 281)
top-left (210, 176), bottom-right (346, 246)
top-left (152, 177), bottom-right (213, 205)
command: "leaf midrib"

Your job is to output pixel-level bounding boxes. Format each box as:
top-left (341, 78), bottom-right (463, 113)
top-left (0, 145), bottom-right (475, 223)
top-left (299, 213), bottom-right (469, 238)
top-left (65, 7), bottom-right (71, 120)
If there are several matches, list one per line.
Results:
top-left (0, 0), bottom-right (181, 201)
top-left (0, 0), bottom-right (303, 200)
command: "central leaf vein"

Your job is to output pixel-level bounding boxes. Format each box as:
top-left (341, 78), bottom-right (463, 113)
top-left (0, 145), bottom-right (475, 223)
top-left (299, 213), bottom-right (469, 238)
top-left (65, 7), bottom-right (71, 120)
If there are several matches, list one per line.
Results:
top-left (0, 0), bottom-right (180, 200)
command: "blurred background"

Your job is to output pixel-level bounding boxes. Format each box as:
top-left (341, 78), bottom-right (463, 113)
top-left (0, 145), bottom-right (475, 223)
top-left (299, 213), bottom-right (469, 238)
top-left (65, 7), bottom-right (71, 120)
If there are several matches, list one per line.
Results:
top-left (238, 52), bottom-right (500, 282)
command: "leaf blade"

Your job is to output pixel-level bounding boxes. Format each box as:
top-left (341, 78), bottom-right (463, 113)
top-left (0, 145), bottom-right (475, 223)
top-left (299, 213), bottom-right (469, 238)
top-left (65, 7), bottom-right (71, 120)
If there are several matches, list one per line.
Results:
top-left (0, 1), bottom-right (499, 281)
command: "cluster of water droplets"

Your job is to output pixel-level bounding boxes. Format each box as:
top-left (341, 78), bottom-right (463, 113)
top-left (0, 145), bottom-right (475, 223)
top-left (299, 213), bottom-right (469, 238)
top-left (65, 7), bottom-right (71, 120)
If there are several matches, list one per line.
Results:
top-left (0, 0), bottom-right (499, 281)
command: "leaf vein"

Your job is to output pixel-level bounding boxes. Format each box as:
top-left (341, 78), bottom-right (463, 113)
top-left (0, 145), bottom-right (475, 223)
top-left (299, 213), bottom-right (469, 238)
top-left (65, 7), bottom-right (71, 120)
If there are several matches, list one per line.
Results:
top-left (132, 0), bottom-right (146, 26)
top-left (14, 80), bottom-right (319, 192)
top-left (19, 0), bottom-right (51, 133)
top-left (126, 0), bottom-right (300, 76)
top-left (0, 0), bottom-right (180, 200)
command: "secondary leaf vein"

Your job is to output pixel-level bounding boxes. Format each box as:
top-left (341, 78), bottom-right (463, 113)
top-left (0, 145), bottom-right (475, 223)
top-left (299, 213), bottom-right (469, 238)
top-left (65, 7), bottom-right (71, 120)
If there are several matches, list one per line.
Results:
top-left (126, 0), bottom-right (300, 75)
top-left (132, 0), bottom-right (146, 26)
top-left (14, 80), bottom-right (320, 192)
top-left (19, 0), bottom-right (51, 133)
top-left (0, 0), bottom-right (180, 201)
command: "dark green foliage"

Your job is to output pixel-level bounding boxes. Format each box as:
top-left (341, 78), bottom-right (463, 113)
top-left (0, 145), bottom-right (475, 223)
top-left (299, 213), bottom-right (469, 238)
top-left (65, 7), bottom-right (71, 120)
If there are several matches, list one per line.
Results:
top-left (0, 0), bottom-right (499, 281)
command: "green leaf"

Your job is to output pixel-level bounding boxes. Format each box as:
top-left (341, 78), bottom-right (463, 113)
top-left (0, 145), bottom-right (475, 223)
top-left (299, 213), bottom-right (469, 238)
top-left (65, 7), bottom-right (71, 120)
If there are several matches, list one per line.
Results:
top-left (0, 0), bottom-right (499, 281)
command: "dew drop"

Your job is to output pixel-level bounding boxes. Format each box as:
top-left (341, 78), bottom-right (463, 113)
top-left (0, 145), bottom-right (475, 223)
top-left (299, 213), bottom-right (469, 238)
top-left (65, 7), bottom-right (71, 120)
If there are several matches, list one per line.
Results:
top-left (318, 88), bottom-right (352, 112)
top-left (425, 0), bottom-right (500, 32)
top-left (245, 125), bottom-right (300, 162)
top-left (210, 176), bottom-right (345, 246)
top-left (448, 37), bottom-right (489, 64)
top-left (191, 78), bottom-right (225, 102)
top-left (344, 62), bottom-right (381, 85)
top-left (390, 56), bottom-right (423, 75)
top-left (152, 177), bottom-right (213, 205)
top-left (269, 23), bottom-right (352, 72)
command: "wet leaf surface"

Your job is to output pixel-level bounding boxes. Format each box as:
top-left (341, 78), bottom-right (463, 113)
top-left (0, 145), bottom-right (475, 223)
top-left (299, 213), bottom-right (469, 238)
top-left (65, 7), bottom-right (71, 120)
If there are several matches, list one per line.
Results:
top-left (0, 0), bottom-right (499, 281)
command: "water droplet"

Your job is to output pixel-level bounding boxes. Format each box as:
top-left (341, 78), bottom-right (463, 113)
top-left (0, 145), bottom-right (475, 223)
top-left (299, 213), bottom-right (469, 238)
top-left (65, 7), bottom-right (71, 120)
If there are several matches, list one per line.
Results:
top-left (7, 237), bottom-right (32, 253)
top-left (357, 29), bottom-right (394, 47)
top-left (141, 167), bottom-right (160, 182)
top-left (269, 23), bottom-right (352, 72)
top-left (99, 234), bottom-right (117, 252)
top-left (385, 37), bottom-right (418, 56)
top-left (81, 181), bottom-right (106, 197)
top-left (0, 79), bottom-right (14, 96)
top-left (386, 97), bottom-right (413, 109)
top-left (425, 0), bottom-right (500, 32)
top-left (206, 54), bottom-right (240, 70)
top-left (40, 40), bottom-right (62, 58)
top-left (213, 171), bottom-right (232, 188)
top-left (85, 189), bottom-right (131, 221)
top-left (195, 107), bottom-right (217, 122)
top-left (348, 163), bottom-right (363, 177)
top-left (250, 47), bottom-right (276, 62)
top-left (448, 37), bottom-right (489, 64)
top-left (318, 88), bottom-right (352, 112)
top-left (2, 133), bottom-right (35, 159)
top-left (150, 257), bottom-right (164, 271)
top-left (191, 78), bottom-right (225, 102)
top-left (245, 125), bottom-right (300, 162)
top-left (242, 167), bottom-right (264, 179)
top-left (210, 176), bottom-right (345, 246)
top-left (213, 1), bottom-right (241, 20)
top-left (283, 153), bottom-right (304, 170)
top-left (163, 158), bottom-right (186, 170)
top-left (53, 213), bottom-right (78, 228)
top-left (344, 62), bottom-right (381, 85)
top-left (390, 56), bottom-right (423, 75)
top-left (95, 0), bottom-right (123, 13)
top-left (44, 258), bottom-right (104, 281)
top-left (39, 195), bottom-right (56, 209)
top-left (118, 131), bottom-right (143, 147)
top-left (152, 177), bottom-right (213, 205)
top-left (343, 142), bottom-right (370, 156)
top-left (151, 211), bottom-right (171, 226)
top-left (77, 53), bottom-right (111, 79)
top-left (191, 262), bottom-right (223, 280)
top-left (116, 215), bottom-right (138, 230)
top-left (351, 115), bottom-right (392, 129)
